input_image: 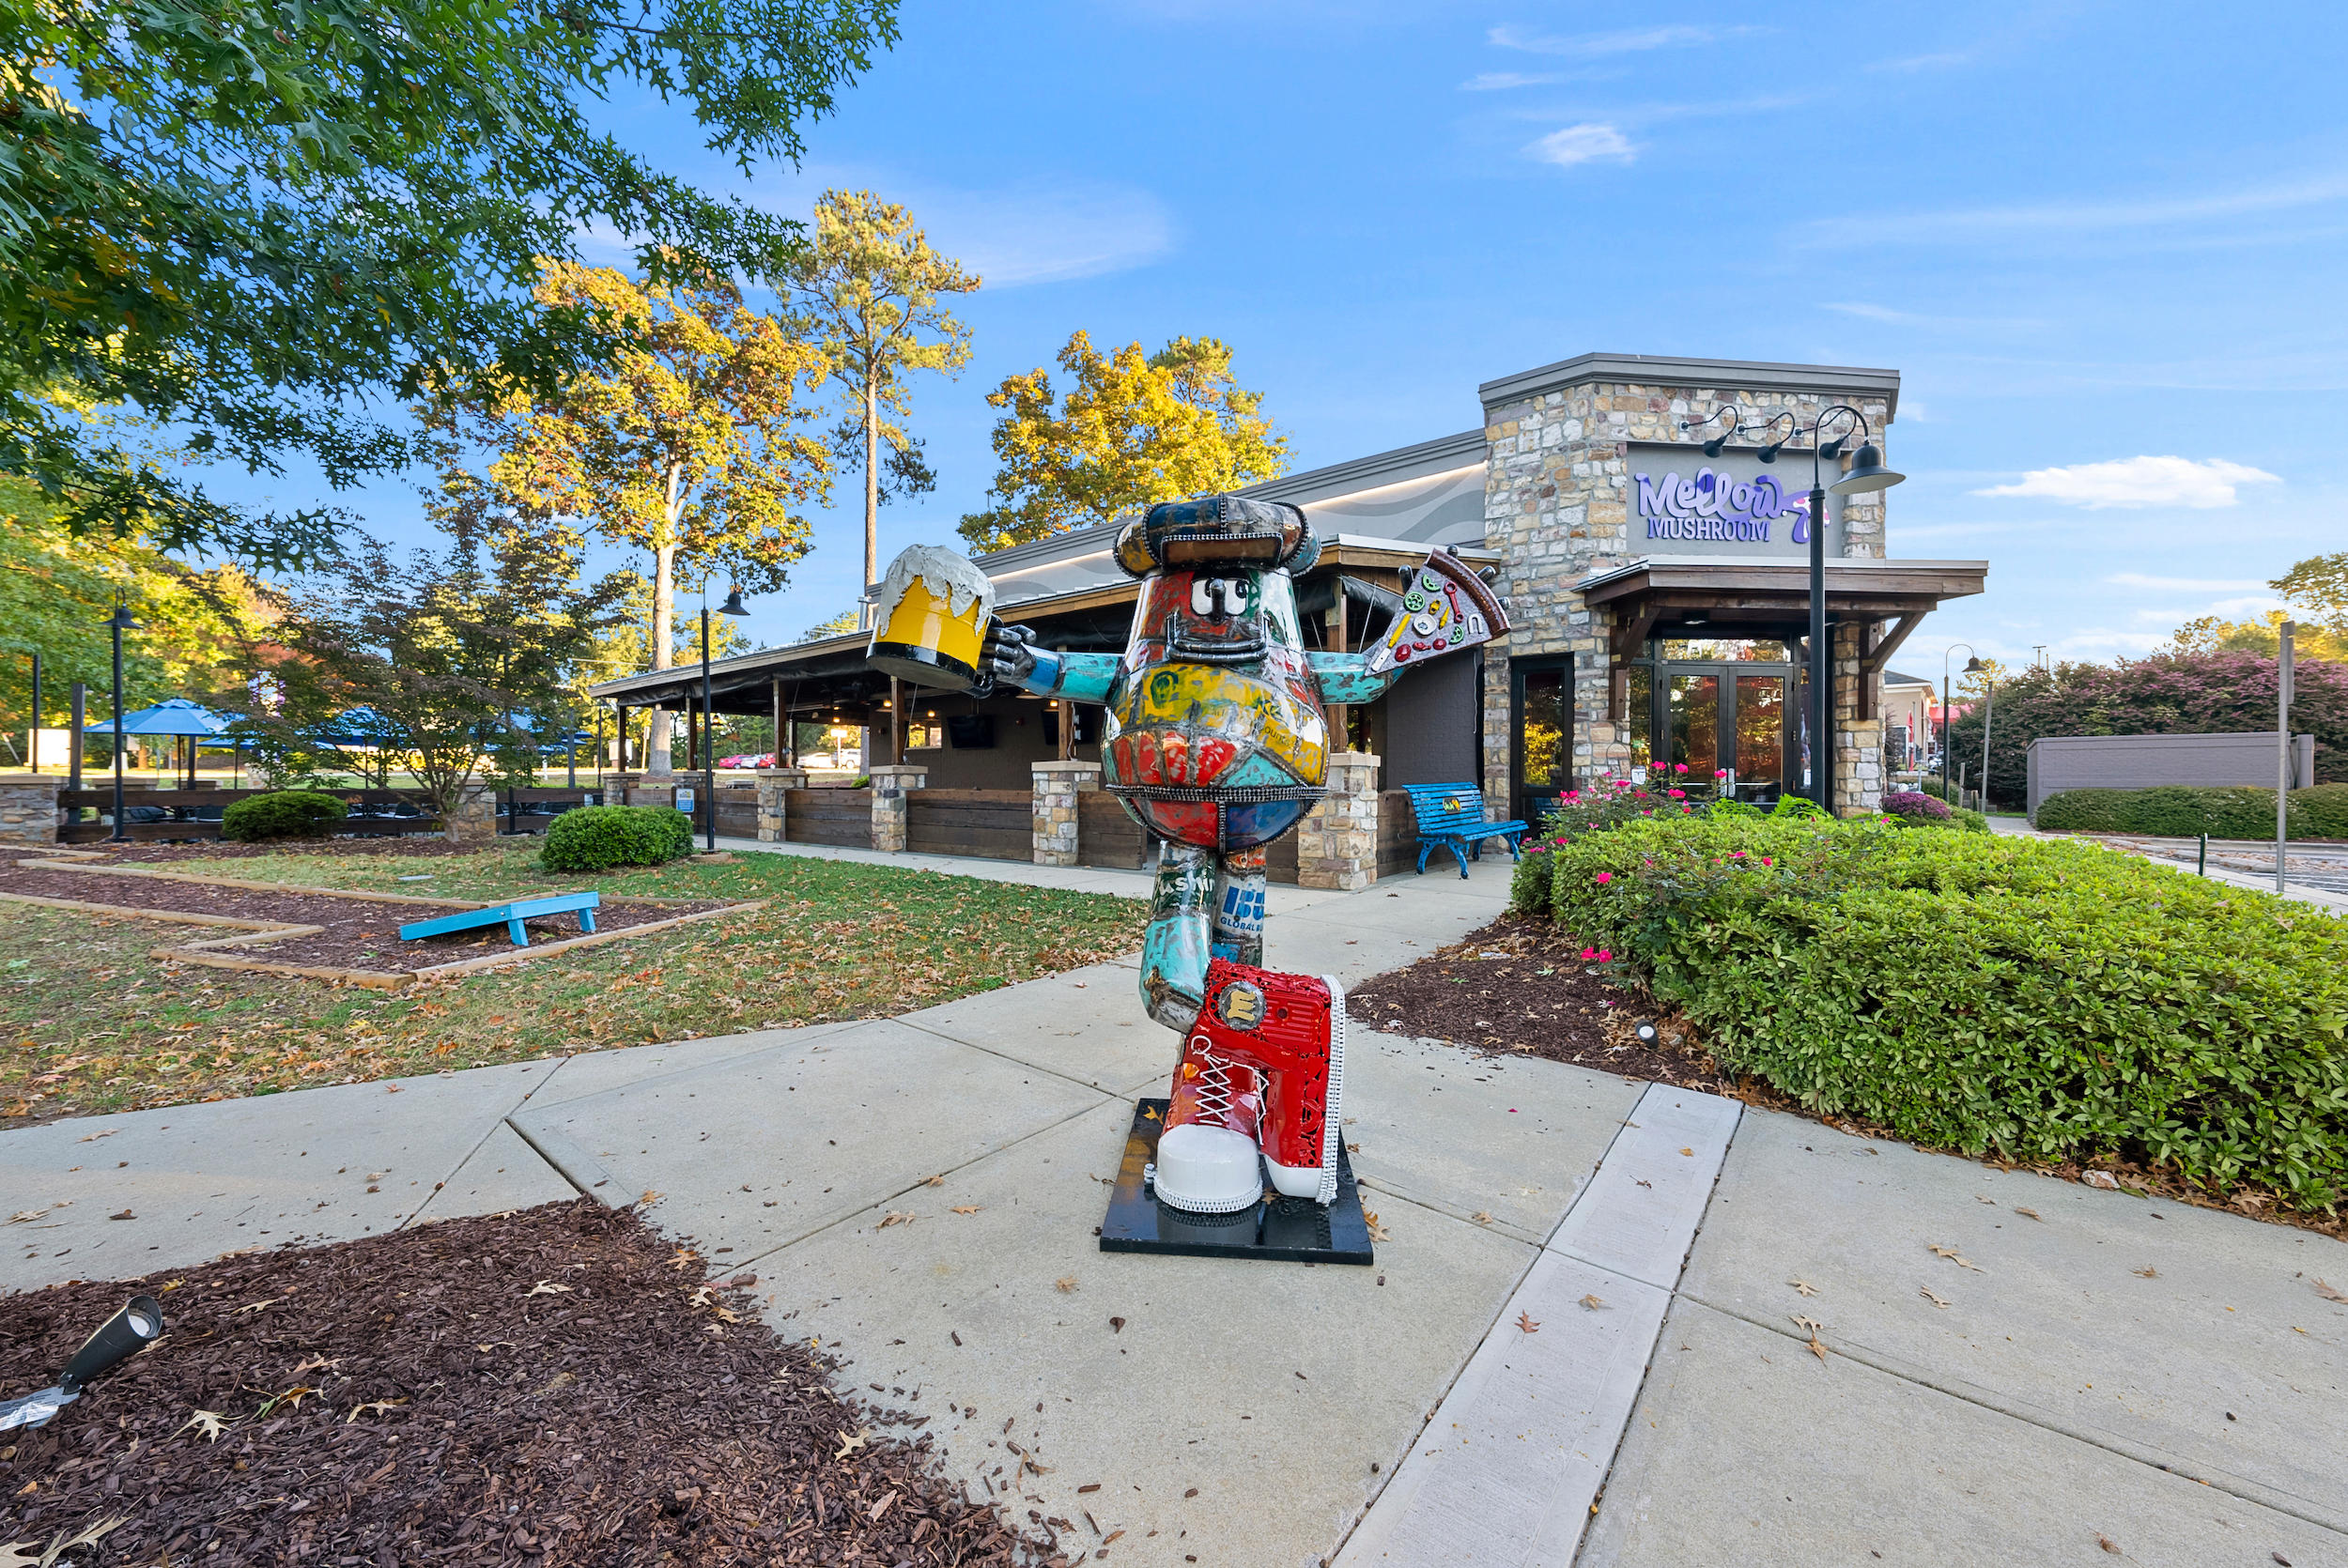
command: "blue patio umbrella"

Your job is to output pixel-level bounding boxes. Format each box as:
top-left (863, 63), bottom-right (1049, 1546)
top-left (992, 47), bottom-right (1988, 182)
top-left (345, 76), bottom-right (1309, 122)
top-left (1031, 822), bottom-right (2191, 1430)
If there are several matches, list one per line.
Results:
top-left (83, 699), bottom-right (234, 787)
top-left (80, 698), bottom-right (232, 737)
top-left (313, 706), bottom-right (399, 749)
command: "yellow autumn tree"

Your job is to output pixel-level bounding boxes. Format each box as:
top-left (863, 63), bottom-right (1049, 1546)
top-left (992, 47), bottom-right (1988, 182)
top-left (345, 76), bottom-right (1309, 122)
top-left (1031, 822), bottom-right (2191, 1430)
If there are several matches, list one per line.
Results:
top-left (958, 331), bottom-right (1290, 552)
top-left (461, 259), bottom-right (829, 771)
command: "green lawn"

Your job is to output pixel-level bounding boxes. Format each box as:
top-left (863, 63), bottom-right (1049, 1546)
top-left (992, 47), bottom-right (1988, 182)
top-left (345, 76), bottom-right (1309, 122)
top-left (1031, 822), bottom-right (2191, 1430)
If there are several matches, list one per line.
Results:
top-left (2, 845), bottom-right (1145, 1123)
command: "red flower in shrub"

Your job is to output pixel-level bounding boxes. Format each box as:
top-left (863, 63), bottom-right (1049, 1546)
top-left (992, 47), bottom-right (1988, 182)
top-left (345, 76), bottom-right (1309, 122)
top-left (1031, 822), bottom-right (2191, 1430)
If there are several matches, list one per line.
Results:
top-left (1595, 871), bottom-right (1614, 884)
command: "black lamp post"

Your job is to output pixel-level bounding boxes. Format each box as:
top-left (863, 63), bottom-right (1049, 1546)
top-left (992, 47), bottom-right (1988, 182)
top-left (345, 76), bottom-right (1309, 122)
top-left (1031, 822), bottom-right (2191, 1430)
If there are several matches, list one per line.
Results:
top-left (1941, 645), bottom-right (1984, 799)
top-left (701, 584), bottom-right (750, 852)
top-left (1679, 404), bottom-right (1904, 814)
top-left (105, 595), bottom-right (139, 842)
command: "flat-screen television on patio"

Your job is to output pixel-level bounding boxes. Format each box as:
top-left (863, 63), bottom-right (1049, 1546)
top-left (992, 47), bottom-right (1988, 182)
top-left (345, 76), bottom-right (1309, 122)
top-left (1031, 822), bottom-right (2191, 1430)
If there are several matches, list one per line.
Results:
top-left (947, 715), bottom-right (996, 749)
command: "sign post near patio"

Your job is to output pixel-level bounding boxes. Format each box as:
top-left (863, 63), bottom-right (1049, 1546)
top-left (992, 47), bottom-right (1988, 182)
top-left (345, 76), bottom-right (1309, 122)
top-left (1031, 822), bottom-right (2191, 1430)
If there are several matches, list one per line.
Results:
top-left (2278, 620), bottom-right (2294, 895)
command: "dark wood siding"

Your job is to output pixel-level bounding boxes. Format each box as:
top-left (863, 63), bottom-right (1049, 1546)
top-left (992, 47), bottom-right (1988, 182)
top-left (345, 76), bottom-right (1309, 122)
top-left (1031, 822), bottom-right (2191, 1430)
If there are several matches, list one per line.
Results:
top-left (1077, 792), bottom-right (1151, 869)
top-left (906, 789), bottom-right (1031, 861)
top-left (785, 788), bottom-right (870, 847)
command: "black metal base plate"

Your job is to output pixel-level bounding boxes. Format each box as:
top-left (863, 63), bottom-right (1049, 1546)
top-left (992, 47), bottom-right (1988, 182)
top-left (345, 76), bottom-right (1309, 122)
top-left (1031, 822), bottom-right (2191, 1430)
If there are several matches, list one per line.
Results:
top-left (1099, 1099), bottom-right (1375, 1265)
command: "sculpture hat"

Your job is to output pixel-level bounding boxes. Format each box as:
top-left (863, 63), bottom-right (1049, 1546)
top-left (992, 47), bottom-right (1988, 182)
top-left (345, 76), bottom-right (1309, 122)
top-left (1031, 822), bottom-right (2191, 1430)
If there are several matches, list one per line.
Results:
top-left (1114, 493), bottom-right (1321, 578)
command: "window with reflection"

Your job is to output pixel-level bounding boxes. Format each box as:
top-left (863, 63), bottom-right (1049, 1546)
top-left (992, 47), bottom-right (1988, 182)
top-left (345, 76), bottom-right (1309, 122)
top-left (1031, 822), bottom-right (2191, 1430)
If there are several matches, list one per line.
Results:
top-left (1626, 667), bottom-right (1652, 772)
top-left (1734, 675), bottom-right (1784, 795)
top-left (1661, 638), bottom-right (1790, 662)
top-left (1520, 667), bottom-right (1569, 794)
top-left (1668, 673), bottom-right (1719, 777)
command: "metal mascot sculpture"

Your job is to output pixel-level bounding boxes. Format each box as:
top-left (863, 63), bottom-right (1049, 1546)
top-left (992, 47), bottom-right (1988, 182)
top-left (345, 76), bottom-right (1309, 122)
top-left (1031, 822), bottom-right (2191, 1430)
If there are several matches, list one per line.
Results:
top-left (981, 494), bottom-right (1508, 1216)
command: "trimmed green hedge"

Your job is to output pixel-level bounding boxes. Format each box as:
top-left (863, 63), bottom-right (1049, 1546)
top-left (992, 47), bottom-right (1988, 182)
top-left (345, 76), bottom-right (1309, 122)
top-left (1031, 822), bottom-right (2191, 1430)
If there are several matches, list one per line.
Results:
top-left (2036, 782), bottom-right (2348, 839)
top-left (221, 790), bottom-right (348, 841)
top-left (1525, 814), bottom-right (2348, 1210)
top-left (539, 805), bottom-right (694, 871)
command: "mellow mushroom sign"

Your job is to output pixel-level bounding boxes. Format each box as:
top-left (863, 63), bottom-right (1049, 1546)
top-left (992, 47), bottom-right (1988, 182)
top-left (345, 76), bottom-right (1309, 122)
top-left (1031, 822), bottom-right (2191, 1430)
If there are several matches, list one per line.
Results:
top-left (1629, 442), bottom-right (1846, 557)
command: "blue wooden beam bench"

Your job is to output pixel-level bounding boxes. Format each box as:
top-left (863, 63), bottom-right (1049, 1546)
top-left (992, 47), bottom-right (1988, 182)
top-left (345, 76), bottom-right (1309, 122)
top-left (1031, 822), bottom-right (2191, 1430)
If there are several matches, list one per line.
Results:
top-left (399, 891), bottom-right (600, 947)
top-left (1403, 783), bottom-right (1528, 879)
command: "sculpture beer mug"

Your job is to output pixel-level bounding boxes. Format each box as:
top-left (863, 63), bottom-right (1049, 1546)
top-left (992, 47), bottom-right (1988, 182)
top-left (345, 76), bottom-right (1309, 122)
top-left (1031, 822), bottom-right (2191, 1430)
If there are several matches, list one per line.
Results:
top-left (867, 545), bottom-right (996, 692)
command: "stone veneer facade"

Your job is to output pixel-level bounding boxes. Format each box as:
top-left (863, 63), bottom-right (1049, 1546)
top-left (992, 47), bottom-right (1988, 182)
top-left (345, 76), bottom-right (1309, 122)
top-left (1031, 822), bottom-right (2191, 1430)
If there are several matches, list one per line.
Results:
top-left (1476, 357), bottom-right (1897, 816)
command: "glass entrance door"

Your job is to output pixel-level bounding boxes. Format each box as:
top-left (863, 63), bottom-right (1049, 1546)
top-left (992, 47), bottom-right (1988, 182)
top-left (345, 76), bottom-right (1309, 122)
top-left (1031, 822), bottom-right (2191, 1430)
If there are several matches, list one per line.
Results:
top-left (1649, 660), bottom-right (1792, 804)
top-left (1512, 657), bottom-right (1571, 823)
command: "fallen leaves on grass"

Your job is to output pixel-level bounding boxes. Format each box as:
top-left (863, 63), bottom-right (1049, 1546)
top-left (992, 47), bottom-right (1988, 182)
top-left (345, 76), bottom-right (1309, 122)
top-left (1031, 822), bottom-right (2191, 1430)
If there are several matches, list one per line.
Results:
top-left (1928, 1244), bottom-right (1985, 1272)
top-left (1516, 1312), bottom-right (1540, 1334)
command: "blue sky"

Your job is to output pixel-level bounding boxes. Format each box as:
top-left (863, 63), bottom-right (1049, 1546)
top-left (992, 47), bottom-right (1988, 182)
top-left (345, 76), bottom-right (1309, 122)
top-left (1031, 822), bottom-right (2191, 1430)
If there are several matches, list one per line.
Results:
top-left (220, 0), bottom-right (2348, 673)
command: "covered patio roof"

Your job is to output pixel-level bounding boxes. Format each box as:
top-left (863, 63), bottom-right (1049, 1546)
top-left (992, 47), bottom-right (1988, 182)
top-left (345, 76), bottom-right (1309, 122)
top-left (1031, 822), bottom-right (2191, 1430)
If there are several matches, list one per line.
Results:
top-left (1576, 555), bottom-right (1989, 720)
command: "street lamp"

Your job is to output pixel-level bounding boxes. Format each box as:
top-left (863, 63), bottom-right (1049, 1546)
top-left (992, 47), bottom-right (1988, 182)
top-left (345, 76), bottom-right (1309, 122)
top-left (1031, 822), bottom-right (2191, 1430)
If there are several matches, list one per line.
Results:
top-left (1941, 645), bottom-right (1984, 802)
top-left (1679, 404), bottom-right (1904, 814)
top-left (700, 584), bottom-right (750, 852)
top-left (105, 595), bottom-right (139, 842)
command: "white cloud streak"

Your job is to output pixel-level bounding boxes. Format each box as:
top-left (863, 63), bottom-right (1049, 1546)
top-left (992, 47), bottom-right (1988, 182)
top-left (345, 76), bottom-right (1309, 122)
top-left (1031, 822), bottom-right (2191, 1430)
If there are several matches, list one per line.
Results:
top-left (1974, 455), bottom-right (2281, 510)
top-left (1526, 123), bottom-right (1635, 168)
top-left (2105, 572), bottom-right (2276, 592)
top-left (1805, 170), bottom-right (2348, 249)
top-left (1489, 23), bottom-right (1764, 58)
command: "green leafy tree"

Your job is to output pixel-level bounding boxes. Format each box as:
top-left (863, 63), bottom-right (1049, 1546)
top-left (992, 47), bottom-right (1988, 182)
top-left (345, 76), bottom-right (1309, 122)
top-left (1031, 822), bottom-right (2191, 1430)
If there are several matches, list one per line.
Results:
top-left (793, 190), bottom-right (980, 614)
top-left (238, 493), bottom-right (628, 836)
top-left (796, 608), bottom-right (863, 642)
top-left (467, 260), bottom-right (829, 770)
top-left (3, 0), bottom-right (895, 567)
top-left (1, 474), bottom-right (270, 769)
top-left (959, 331), bottom-right (1290, 552)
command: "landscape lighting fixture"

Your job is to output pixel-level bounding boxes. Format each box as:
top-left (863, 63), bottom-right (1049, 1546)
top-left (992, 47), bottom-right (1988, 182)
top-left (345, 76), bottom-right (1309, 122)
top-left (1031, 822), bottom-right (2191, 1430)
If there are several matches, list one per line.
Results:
top-left (0, 1295), bottom-right (165, 1432)
top-left (1632, 1020), bottom-right (1661, 1047)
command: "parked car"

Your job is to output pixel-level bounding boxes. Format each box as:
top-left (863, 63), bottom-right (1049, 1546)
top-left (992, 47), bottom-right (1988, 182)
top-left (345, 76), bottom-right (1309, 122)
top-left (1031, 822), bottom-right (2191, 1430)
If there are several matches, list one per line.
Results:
top-left (716, 753), bottom-right (777, 769)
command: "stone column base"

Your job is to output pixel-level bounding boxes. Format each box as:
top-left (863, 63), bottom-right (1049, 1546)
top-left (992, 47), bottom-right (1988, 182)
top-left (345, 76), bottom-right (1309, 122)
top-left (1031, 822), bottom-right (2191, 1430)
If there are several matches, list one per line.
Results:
top-left (868, 764), bottom-right (928, 852)
top-left (755, 768), bottom-right (809, 841)
top-left (1031, 761), bottom-right (1103, 866)
top-left (0, 779), bottom-right (62, 845)
top-left (1297, 751), bottom-right (1381, 891)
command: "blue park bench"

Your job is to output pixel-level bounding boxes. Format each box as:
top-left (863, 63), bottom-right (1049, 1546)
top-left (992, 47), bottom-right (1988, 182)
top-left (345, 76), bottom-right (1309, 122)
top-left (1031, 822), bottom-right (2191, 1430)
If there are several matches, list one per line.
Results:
top-left (398, 892), bottom-right (601, 948)
top-left (1403, 783), bottom-right (1528, 879)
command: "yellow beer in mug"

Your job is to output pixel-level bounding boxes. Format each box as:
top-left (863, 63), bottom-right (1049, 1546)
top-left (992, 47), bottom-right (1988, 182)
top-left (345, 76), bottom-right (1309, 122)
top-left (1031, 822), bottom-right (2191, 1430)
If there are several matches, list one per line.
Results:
top-left (866, 545), bottom-right (996, 691)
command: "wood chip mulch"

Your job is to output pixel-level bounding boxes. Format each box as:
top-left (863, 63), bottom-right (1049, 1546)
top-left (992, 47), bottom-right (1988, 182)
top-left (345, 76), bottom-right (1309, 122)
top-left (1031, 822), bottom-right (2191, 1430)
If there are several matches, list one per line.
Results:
top-left (1, 1201), bottom-right (1058, 1566)
top-left (1348, 915), bottom-right (1738, 1092)
top-left (71, 838), bottom-right (495, 864)
top-left (0, 865), bottom-right (721, 975)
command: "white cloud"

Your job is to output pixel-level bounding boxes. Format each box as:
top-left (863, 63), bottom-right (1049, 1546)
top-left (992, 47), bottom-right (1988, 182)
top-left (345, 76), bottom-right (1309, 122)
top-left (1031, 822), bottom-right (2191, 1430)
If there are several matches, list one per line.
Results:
top-left (1804, 170), bottom-right (2348, 249)
top-left (1490, 23), bottom-right (1763, 57)
top-left (913, 179), bottom-right (1175, 287)
top-left (1868, 50), bottom-right (1973, 72)
top-left (2105, 572), bottom-right (2275, 592)
top-left (1526, 123), bottom-right (1635, 168)
top-left (1973, 456), bottom-right (2281, 510)
top-left (1823, 300), bottom-right (2039, 332)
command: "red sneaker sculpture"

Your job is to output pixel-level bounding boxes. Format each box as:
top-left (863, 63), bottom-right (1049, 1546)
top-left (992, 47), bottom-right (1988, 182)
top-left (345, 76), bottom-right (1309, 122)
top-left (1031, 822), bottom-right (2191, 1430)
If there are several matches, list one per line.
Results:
top-left (1151, 960), bottom-right (1347, 1212)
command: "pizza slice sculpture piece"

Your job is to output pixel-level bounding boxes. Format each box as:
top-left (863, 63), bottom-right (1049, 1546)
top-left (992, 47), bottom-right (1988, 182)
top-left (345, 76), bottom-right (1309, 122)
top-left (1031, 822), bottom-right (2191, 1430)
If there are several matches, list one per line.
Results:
top-left (1364, 547), bottom-right (1509, 679)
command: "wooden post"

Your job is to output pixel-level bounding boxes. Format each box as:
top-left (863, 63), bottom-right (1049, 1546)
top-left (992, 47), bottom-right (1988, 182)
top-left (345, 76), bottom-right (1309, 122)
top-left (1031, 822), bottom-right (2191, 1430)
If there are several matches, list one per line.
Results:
top-left (687, 703), bottom-right (698, 773)
top-left (1324, 589), bottom-right (1350, 746)
top-left (889, 677), bottom-right (904, 767)
top-left (771, 677), bottom-right (783, 766)
top-left (1058, 703), bottom-right (1074, 761)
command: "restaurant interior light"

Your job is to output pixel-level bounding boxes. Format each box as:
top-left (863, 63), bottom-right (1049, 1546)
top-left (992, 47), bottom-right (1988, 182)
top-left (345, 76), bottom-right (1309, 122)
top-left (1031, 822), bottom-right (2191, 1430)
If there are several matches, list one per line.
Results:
top-left (1829, 441), bottom-right (1905, 495)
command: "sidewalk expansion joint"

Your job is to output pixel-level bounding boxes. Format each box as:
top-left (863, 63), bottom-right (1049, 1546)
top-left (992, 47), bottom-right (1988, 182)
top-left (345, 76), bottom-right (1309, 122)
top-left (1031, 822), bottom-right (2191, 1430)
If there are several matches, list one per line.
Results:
top-left (1334, 1081), bottom-right (1741, 1568)
top-left (1675, 1291), bottom-right (2348, 1541)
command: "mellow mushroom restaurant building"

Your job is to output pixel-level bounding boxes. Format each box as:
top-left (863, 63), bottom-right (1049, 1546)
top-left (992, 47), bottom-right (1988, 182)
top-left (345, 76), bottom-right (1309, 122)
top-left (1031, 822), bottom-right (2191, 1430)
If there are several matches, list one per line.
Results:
top-left (587, 352), bottom-right (1986, 877)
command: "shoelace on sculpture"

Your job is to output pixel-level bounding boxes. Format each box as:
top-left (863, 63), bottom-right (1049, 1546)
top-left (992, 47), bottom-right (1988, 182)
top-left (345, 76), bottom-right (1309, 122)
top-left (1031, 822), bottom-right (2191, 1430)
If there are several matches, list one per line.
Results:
top-left (1186, 1033), bottom-right (1258, 1136)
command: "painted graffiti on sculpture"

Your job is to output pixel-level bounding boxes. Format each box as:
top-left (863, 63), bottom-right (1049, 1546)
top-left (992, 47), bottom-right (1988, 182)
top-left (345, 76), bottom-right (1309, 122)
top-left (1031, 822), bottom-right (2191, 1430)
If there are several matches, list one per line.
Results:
top-left (869, 496), bottom-right (1506, 1250)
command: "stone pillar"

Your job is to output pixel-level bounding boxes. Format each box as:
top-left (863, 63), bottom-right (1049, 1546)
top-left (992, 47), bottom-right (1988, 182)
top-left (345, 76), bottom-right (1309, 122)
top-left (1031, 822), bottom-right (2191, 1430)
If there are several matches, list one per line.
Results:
top-left (1031, 760), bottom-right (1102, 866)
top-left (0, 777), bottom-right (61, 845)
top-left (755, 767), bottom-right (808, 842)
top-left (1832, 622), bottom-right (1885, 816)
top-left (1296, 751), bottom-right (1381, 891)
top-left (868, 763), bottom-right (927, 852)
top-left (447, 784), bottom-right (500, 843)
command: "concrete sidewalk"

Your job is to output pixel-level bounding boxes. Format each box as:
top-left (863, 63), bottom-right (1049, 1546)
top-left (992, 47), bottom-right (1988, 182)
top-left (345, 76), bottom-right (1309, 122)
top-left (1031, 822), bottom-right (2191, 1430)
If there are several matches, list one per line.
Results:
top-left (7, 842), bottom-right (2345, 1567)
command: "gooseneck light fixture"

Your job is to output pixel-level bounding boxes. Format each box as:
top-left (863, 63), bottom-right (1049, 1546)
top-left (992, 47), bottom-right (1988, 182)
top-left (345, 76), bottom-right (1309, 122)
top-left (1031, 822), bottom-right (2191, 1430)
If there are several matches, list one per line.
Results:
top-left (699, 584), bottom-right (751, 853)
top-left (1676, 404), bottom-right (1905, 815)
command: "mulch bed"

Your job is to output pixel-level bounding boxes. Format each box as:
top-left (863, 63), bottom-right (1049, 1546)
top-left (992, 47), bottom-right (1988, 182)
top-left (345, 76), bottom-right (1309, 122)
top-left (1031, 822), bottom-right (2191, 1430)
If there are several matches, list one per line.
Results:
top-left (58, 838), bottom-right (500, 864)
top-left (0, 865), bottom-right (722, 976)
top-left (1, 1201), bottom-right (1056, 1567)
top-left (1349, 915), bottom-right (1736, 1092)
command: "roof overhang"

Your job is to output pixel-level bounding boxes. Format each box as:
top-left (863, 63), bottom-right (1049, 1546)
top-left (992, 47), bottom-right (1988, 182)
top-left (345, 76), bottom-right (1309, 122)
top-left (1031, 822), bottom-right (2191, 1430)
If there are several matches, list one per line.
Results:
top-left (1575, 556), bottom-right (1985, 621)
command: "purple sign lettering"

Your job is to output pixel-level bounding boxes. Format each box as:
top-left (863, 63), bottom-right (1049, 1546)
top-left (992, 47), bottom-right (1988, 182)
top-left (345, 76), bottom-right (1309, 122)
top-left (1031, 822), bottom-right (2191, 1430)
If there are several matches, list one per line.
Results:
top-left (1634, 468), bottom-right (1815, 545)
